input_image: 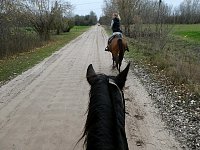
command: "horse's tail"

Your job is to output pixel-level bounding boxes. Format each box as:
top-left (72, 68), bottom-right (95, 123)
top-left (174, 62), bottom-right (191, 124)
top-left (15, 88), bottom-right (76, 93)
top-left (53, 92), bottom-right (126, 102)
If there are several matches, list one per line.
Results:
top-left (118, 38), bottom-right (123, 51)
top-left (118, 38), bottom-right (124, 63)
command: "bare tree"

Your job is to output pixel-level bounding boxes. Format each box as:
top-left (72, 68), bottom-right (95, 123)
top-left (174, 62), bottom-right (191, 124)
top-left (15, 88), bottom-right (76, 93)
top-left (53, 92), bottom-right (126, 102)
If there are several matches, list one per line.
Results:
top-left (0, 0), bottom-right (74, 58)
top-left (21, 0), bottom-right (73, 40)
top-left (176, 0), bottom-right (200, 23)
top-left (21, 0), bottom-right (55, 40)
top-left (117, 0), bottom-right (140, 36)
top-left (101, 0), bottom-right (116, 26)
top-left (0, 0), bottom-right (28, 57)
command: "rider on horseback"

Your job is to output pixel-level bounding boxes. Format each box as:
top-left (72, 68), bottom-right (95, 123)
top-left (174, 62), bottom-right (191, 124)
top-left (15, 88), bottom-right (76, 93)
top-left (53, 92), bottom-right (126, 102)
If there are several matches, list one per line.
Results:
top-left (105, 13), bottom-right (129, 52)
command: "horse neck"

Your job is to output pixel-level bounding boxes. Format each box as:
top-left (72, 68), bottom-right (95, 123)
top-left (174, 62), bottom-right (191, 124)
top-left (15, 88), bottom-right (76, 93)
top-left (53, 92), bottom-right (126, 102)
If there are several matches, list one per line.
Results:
top-left (86, 81), bottom-right (129, 150)
top-left (85, 79), bottom-right (117, 150)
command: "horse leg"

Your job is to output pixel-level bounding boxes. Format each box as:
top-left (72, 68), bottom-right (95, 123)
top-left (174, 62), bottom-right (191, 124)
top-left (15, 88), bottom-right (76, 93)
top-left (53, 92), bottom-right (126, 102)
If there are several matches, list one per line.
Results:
top-left (115, 57), bottom-right (120, 72)
top-left (112, 56), bottom-right (115, 69)
top-left (116, 62), bottom-right (119, 72)
top-left (117, 64), bottom-right (120, 73)
top-left (118, 61), bottom-right (122, 73)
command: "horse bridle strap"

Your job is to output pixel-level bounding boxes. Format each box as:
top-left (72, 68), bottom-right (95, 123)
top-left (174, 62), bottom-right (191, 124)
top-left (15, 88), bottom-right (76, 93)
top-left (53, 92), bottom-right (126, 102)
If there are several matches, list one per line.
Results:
top-left (109, 78), bottom-right (124, 105)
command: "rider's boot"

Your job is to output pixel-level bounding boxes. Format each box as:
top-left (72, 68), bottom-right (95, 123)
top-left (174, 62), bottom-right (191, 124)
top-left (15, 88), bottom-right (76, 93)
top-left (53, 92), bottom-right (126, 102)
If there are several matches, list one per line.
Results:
top-left (105, 45), bottom-right (109, 51)
top-left (126, 44), bottom-right (129, 52)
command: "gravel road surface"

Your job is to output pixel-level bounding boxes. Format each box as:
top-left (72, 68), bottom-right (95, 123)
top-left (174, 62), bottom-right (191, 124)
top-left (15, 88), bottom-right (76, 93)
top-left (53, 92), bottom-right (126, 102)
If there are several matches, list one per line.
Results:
top-left (0, 26), bottom-right (182, 150)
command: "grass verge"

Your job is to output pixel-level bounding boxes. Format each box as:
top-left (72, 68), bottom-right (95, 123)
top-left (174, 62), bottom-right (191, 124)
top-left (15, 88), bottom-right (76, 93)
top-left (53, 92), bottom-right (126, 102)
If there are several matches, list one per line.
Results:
top-left (123, 24), bottom-right (200, 149)
top-left (126, 35), bottom-right (200, 92)
top-left (121, 24), bottom-right (200, 117)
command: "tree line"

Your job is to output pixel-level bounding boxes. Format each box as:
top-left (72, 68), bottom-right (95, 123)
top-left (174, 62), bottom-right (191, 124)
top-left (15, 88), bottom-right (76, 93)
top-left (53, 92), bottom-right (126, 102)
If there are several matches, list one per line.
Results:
top-left (74, 11), bottom-right (98, 26)
top-left (174, 0), bottom-right (200, 24)
top-left (0, 0), bottom-right (97, 58)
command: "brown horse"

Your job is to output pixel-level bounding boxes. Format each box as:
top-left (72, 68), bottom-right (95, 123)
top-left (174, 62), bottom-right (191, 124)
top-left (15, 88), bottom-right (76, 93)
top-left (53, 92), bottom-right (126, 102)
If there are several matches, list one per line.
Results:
top-left (109, 35), bottom-right (128, 72)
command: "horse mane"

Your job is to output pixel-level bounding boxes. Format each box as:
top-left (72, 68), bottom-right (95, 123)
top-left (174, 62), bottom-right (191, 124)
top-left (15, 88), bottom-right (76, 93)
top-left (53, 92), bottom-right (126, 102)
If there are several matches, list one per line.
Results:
top-left (81, 74), bottom-right (114, 149)
top-left (80, 74), bottom-right (128, 150)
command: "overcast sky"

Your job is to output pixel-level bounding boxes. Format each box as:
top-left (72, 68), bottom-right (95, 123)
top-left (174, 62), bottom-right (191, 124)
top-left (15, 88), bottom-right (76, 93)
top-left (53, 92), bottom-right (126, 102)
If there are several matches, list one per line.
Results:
top-left (68, 0), bottom-right (184, 19)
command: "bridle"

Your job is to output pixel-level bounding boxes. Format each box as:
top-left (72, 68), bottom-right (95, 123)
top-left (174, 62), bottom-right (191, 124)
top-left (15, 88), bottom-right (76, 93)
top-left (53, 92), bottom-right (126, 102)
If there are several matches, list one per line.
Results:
top-left (108, 78), bottom-right (125, 109)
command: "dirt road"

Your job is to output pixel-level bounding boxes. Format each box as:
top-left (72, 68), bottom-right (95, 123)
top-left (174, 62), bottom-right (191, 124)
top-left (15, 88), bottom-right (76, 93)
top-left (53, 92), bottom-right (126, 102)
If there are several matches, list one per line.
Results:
top-left (0, 26), bottom-right (182, 150)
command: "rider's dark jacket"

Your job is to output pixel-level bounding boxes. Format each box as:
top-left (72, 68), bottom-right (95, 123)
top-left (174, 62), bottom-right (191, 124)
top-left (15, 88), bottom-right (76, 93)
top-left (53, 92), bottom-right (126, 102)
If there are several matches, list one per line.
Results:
top-left (111, 17), bottom-right (122, 33)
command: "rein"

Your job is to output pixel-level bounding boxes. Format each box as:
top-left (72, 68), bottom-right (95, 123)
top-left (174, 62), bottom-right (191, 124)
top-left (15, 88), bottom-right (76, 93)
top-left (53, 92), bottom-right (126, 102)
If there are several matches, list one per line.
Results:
top-left (109, 78), bottom-right (124, 108)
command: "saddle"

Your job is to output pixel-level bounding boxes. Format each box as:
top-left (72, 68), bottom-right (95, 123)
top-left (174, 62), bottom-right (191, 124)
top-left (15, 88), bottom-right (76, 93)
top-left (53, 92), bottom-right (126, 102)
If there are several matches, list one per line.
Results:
top-left (105, 33), bottom-right (129, 52)
top-left (108, 34), bottom-right (122, 44)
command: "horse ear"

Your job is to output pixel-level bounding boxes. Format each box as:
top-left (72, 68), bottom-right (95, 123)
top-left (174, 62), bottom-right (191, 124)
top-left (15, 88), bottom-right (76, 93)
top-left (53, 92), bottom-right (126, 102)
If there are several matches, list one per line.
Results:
top-left (115, 63), bottom-right (130, 89)
top-left (86, 64), bottom-right (97, 85)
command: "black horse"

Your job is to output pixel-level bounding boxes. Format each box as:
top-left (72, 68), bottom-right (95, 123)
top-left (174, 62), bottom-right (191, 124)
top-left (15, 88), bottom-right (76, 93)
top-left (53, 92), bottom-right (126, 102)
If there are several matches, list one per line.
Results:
top-left (81, 63), bottom-right (130, 150)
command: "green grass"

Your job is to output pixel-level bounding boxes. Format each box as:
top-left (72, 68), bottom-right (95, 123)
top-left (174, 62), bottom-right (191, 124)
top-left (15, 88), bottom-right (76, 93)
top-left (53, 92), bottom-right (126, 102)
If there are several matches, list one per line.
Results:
top-left (0, 26), bottom-right (90, 85)
top-left (172, 24), bottom-right (200, 41)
